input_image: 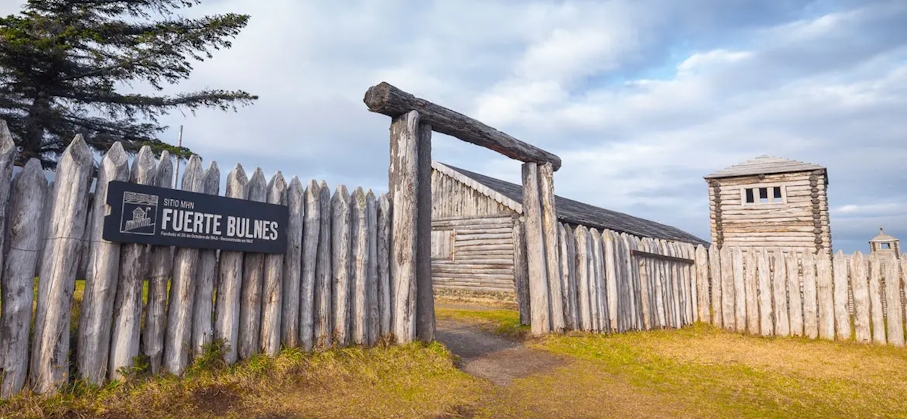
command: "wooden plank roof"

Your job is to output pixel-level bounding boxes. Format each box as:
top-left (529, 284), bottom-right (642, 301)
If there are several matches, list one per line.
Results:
top-left (704, 155), bottom-right (826, 179)
top-left (434, 161), bottom-right (708, 245)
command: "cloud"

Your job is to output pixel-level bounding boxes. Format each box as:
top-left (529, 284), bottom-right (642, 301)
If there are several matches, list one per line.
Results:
top-left (3, 0), bottom-right (907, 253)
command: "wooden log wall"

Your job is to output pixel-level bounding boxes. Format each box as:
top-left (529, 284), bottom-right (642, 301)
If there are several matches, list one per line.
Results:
top-left (0, 134), bottom-right (398, 398)
top-left (708, 171), bottom-right (831, 250)
top-left (430, 215), bottom-right (516, 293)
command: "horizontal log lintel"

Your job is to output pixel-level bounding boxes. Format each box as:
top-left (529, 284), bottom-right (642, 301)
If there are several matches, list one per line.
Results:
top-left (364, 82), bottom-right (562, 170)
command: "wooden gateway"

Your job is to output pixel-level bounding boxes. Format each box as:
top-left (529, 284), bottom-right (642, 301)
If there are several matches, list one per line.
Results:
top-left (704, 155), bottom-right (831, 252)
top-left (430, 161), bottom-right (707, 293)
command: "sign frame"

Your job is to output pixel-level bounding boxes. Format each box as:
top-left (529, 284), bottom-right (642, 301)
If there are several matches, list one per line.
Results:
top-left (102, 180), bottom-right (289, 254)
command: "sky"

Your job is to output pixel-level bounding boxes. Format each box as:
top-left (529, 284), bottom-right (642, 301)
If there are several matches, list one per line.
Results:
top-left (2, 0), bottom-right (906, 254)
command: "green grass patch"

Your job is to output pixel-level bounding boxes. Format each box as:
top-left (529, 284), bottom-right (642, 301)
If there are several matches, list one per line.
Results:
top-left (435, 306), bottom-right (529, 338)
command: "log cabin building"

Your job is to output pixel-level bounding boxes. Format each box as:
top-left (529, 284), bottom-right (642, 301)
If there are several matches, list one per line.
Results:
top-left (430, 161), bottom-right (707, 293)
top-left (704, 155), bottom-right (831, 252)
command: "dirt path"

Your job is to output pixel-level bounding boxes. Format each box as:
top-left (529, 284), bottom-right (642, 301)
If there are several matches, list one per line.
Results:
top-left (435, 313), bottom-right (566, 387)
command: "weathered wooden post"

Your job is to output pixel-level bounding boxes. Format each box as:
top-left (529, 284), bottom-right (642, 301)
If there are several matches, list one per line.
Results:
top-left (191, 162), bottom-right (221, 357)
top-left (0, 121), bottom-right (15, 286)
top-left (143, 152), bottom-right (174, 373)
top-left (237, 168), bottom-right (268, 359)
top-left (109, 146), bottom-right (157, 381)
top-left (76, 142), bottom-right (129, 384)
top-left (363, 82), bottom-right (562, 338)
top-left (389, 111), bottom-right (420, 343)
top-left (415, 123), bottom-right (435, 342)
top-left (163, 156), bottom-right (204, 374)
top-left (30, 135), bottom-right (93, 394)
top-left (350, 187), bottom-right (370, 345)
top-left (522, 162), bottom-right (551, 334)
top-left (213, 164), bottom-right (249, 364)
top-left (313, 181), bottom-right (333, 349)
top-left (365, 190), bottom-right (380, 345)
top-left (299, 180), bottom-right (320, 351)
top-left (282, 176), bottom-right (304, 349)
top-left (377, 194), bottom-right (392, 337)
top-left (0, 158), bottom-right (46, 398)
top-left (331, 185), bottom-right (353, 346)
top-left (261, 172), bottom-right (288, 356)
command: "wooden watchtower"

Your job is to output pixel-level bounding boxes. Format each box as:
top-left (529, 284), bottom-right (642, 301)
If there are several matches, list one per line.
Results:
top-left (704, 155), bottom-right (831, 252)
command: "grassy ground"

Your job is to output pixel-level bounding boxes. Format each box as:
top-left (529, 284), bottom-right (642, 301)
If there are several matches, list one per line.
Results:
top-left (438, 307), bottom-right (907, 418)
top-left (1, 342), bottom-right (488, 418)
top-left (6, 290), bottom-right (907, 418)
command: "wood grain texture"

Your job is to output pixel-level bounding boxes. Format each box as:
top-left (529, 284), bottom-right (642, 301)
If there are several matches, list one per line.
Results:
top-left (786, 251), bottom-right (804, 337)
top-left (708, 244), bottom-right (722, 327)
top-left (513, 218), bottom-right (530, 325)
top-left (261, 172), bottom-right (288, 356)
top-left (603, 231), bottom-right (621, 331)
top-left (366, 191), bottom-right (380, 346)
top-left (282, 177), bottom-right (304, 349)
top-left (743, 249), bottom-right (759, 335)
top-left (0, 159), bottom-right (46, 398)
top-left (331, 185), bottom-right (352, 346)
top-left (573, 226), bottom-right (591, 331)
top-left (521, 162), bottom-right (550, 335)
top-left (143, 152), bottom-right (174, 373)
top-left (415, 123), bottom-right (435, 342)
top-left (558, 224), bottom-right (577, 330)
top-left (364, 82), bottom-right (561, 170)
top-left (235, 168), bottom-right (268, 361)
top-left (868, 254), bottom-right (886, 343)
top-left (298, 180), bottom-right (319, 351)
top-left (757, 249), bottom-right (773, 336)
top-left (314, 181), bottom-right (333, 349)
top-left (816, 252), bottom-right (835, 340)
top-left (695, 245), bottom-right (709, 322)
top-left (0, 121), bottom-right (14, 280)
top-left (590, 229), bottom-right (605, 332)
top-left (75, 143), bottom-right (129, 385)
top-left (109, 146), bottom-right (157, 381)
top-left (29, 136), bottom-right (93, 394)
top-left (538, 163), bottom-right (564, 332)
top-left (213, 164), bottom-right (248, 364)
top-left (163, 156), bottom-right (204, 375)
top-left (377, 194), bottom-right (392, 336)
top-left (191, 162), bottom-right (221, 357)
top-left (350, 187), bottom-right (370, 346)
top-left (832, 250), bottom-right (851, 340)
top-left (732, 248), bottom-right (746, 333)
top-left (884, 258), bottom-right (904, 346)
top-left (802, 250), bottom-right (819, 339)
top-left (625, 235), bottom-right (641, 330)
top-left (389, 111), bottom-right (419, 343)
top-left (850, 252), bottom-right (871, 342)
top-left (771, 249), bottom-right (790, 336)
top-left (720, 246), bottom-right (735, 330)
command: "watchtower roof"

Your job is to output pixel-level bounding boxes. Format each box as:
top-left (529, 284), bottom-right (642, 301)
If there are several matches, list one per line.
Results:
top-left (704, 155), bottom-right (826, 179)
top-left (871, 227), bottom-right (898, 243)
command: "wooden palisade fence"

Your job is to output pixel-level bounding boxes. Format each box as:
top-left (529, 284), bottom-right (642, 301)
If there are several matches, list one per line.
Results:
top-left (553, 218), bottom-right (907, 348)
top-left (0, 121), bottom-right (397, 398)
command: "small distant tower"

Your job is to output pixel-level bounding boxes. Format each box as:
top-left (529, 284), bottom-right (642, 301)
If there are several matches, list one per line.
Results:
top-left (869, 227), bottom-right (900, 259)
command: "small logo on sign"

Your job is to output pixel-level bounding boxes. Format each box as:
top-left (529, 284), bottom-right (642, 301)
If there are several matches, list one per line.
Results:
top-left (120, 191), bottom-right (158, 235)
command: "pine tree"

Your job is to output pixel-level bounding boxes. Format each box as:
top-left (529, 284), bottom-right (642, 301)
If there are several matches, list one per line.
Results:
top-left (0, 0), bottom-right (258, 169)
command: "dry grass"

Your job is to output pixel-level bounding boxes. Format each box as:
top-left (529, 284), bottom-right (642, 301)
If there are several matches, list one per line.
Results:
top-left (433, 288), bottom-right (519, 309)
top-left (436, 307), bottom-right (907, 418)
top-left (0, 341), bottom-right (490, 419)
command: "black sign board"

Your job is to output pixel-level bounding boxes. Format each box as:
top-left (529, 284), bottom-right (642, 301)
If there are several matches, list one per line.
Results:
top-left (102, 181), bottom-right (289, 254)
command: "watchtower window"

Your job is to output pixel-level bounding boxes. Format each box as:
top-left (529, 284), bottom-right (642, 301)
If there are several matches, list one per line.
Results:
top-left (882, 243), bottom-right (891, 250)
top-left (741, 185), bottom-right (785, 205)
